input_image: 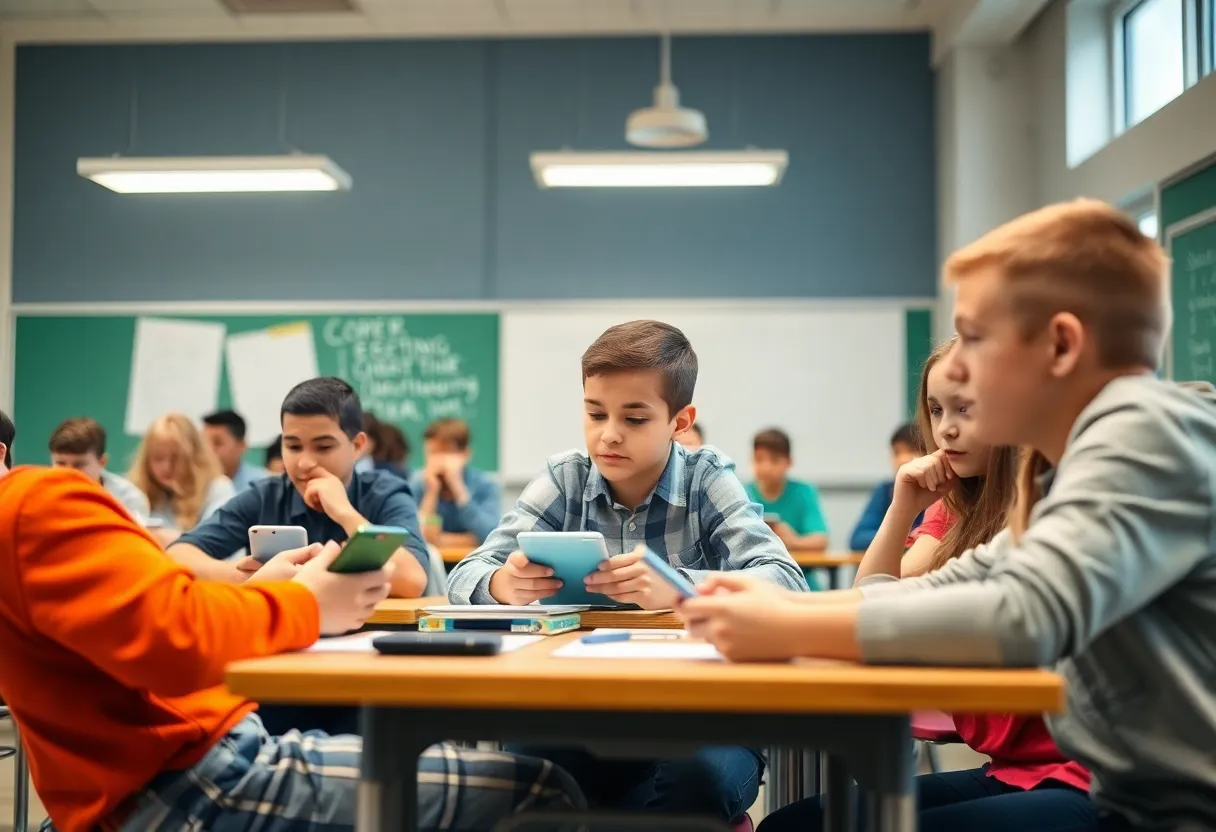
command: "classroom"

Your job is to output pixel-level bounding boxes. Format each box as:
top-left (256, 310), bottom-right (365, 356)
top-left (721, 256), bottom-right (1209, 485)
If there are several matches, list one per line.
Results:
top-left (1, 0), bottom-right (1215, 830)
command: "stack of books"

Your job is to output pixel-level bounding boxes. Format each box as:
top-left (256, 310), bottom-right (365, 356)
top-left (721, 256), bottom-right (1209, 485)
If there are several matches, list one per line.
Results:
top-left (418, 604), bottom-right (587, 636)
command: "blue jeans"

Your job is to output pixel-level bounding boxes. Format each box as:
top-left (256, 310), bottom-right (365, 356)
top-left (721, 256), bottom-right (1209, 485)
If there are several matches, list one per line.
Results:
top-left (506, 744), bottom-right (763, 821)
top-left (757, 766), bottom-right (1099, 832)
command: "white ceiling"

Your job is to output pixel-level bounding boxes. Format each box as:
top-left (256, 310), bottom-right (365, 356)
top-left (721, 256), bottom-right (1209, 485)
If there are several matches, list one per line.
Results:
top-left (0, 0), bottom-right (1053, 56)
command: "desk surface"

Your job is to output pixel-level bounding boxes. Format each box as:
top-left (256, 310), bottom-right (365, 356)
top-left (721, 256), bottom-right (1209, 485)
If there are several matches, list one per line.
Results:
top-left (227, 632), bottom-right (1064, 716)
top-left (369, 597), bottom-right (681, 629)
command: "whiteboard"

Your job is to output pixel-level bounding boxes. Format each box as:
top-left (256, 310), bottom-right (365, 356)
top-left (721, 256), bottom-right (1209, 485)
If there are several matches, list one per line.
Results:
top-left (501, 302), bottom-right (908, 486)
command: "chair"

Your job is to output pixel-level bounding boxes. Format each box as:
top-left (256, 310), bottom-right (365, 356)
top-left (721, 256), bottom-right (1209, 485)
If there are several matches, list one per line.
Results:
top-left (911, 710), bottom-right (962, 774)
top-left (731, 816), bottom-right (754, 832)
top-left (1, 702), bottom-right (29, 832)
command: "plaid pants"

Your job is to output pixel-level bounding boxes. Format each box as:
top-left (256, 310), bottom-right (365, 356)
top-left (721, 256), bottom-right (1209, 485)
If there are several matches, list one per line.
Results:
top-left (115, 714), bottom-right (586, 831)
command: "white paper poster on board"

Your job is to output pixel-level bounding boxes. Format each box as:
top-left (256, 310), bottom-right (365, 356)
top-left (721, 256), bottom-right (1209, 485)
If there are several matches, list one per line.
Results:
top-left (125, 317), bottom-right (226, 435)
top-left (225, 323), bottom-right (320, 447)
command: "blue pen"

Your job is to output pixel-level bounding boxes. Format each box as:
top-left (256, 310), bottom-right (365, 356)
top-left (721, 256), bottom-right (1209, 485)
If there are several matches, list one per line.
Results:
top-left (580, 631), bottom-right (632, 644)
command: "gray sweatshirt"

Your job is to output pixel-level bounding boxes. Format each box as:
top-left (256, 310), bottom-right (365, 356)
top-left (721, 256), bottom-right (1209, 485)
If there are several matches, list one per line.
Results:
top-left (856, 374), bottom-right (1216, 829)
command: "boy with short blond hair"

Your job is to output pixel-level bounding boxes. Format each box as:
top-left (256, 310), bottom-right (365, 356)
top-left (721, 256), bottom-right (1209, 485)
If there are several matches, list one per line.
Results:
top-left (684, 199), bottom-right (1214, 830)
top-left (48, 416), bottom-right (150, 523)
top-left (449, 319), bottom-right (804, 824)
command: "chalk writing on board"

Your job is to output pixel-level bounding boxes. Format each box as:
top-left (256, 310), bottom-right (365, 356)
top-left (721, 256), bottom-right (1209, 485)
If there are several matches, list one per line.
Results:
top-left (323, 317), bottom-right (481, 424)
top-left (1184, 247), bottom-right (1216, 380)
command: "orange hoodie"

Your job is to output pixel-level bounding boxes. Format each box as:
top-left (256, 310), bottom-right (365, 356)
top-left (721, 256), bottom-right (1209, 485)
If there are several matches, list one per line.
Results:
top-left (0, 468), bottom-right (320, 832)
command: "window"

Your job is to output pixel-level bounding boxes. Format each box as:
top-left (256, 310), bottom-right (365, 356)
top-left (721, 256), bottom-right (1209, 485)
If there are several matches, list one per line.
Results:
top-left (1117, 0), bottom-right (1187, 128)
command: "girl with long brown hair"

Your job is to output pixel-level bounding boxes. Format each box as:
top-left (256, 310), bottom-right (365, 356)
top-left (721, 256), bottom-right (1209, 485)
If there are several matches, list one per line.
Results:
top-left (854, 335), bottom-right (1019, 582)
top-left (128, 412), bottom-right (235, 546)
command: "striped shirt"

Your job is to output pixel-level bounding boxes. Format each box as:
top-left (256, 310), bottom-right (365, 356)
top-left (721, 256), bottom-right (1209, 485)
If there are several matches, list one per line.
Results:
top-left (447, 444), bottom-right (807, 604)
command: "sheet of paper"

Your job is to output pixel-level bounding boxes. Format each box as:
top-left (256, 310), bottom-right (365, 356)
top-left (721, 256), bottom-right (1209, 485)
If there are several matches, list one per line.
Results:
top-left (125, 317), bottom-right (226, 435)
top-left (305, 632), bottom-right (544, 654)
top-left (225, 323), bottom-right (321, 447)
top-left (552, 639), bottom-right (723, 661)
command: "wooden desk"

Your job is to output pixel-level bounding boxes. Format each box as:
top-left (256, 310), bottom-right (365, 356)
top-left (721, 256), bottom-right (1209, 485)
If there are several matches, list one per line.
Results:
top-left (794, 552), bottom-right (864, 569)
top-left (368, 598), bottom-right (682, 629)
top-left (228, 634), bottom-right (1062, 832)
top-left (439, 546), bottom-right (476, 565)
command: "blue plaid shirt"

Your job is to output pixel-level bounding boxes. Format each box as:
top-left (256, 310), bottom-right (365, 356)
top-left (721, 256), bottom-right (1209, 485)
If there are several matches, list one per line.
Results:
top-left (447, 444), bottom-right (807, 604)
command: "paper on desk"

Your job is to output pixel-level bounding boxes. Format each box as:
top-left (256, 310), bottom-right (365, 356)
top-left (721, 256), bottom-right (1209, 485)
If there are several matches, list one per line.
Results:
top-left (552, 639), bottom-right (723, 661)
top-left (225, 323), bottom-right (320, 446)
top-left (305, 632), bottom-right (544, 654)
top-left (125, 317), bottom-right (226, 435)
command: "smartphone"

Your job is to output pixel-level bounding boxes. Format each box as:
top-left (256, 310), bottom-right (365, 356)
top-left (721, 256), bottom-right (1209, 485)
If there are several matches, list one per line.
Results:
top-left (640, 547), bottom-right (698, 600)
top-left (328, 525), bottom-right (410, 574)
top-left (373, 632), bottom-right (502, 656)
top-left (517, 531), bottom-right (613, 607)
top-left (249, 525), bottom-right (309, 563)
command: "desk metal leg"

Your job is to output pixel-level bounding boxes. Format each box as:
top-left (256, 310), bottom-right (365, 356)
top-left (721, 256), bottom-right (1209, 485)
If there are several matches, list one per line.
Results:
top-left (13, 726), bottom-right (28, 832)
top-left (360, 708), bottom-right (417, 832)
top-left (852, 716), bottom-right (915, 832)
top-left (820, 753), bottom-right (852, 832)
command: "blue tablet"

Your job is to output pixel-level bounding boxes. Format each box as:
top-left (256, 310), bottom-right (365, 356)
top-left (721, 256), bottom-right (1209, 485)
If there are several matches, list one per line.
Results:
top-left (517, 531), bottom-right (619, 607)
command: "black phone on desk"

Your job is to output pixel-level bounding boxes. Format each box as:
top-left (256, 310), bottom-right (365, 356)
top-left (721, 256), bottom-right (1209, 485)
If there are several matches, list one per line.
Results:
top-left (372, 632), bottom-right (502, 656)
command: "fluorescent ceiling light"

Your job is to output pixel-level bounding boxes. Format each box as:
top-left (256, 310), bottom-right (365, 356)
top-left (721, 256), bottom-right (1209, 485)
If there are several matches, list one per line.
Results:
top-left (76, 154), bottom-right (352, 194)
top-left (530, 150), bottom-right (788, 189)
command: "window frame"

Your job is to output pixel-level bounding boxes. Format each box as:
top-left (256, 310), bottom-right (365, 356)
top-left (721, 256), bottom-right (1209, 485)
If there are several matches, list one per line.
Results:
top-left (1112, 0), bottom-right (1203, 133)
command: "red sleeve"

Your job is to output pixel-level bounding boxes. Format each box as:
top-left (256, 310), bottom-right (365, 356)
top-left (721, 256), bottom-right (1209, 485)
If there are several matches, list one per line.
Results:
top-left (907, 500), bottom-right (957, 546)
top-left (14, 469), bottom-right (320, 697)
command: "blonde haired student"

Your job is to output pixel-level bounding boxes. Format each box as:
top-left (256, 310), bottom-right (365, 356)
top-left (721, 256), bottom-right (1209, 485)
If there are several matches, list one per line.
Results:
top-left (681, 200), bottom-right (1211, 830)
top-left (760, 337), bottom-right (1093, 832)
top-left (129, 413), bottom-right (234, 546)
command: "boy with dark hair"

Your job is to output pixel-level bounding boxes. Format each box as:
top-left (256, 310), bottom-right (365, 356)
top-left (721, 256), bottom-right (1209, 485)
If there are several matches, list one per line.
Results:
top-left (848, 423), bottom-right (923, 551)
top-left (169, 377), bottom-right (430, 598)
top-left (0, 466), bottom-right (583, 832)
top-left (0, 409), bottom-right (13, 470)
top-left (746, 428), bottom-right (829, 551)
top-left (49, 416), bottom-right (150, 523)
top-left (265, 434), bottom-right (285, 475)
top-left (414, 418), bottom-right (501, 547)
top-left (202, 409), bottom-right (269, 491)
top-left (449, 319), bottom-right (803, 825)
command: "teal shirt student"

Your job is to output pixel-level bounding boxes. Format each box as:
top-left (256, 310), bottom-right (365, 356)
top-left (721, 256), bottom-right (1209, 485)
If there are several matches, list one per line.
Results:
top-left (745, 480), bottom-right (828, 536)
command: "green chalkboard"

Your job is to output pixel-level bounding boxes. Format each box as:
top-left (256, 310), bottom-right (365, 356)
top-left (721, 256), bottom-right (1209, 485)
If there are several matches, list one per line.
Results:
top-left (13, 313), bottom-right (499, 473)
top-left (1168, 214), bottom-right (1216, 384)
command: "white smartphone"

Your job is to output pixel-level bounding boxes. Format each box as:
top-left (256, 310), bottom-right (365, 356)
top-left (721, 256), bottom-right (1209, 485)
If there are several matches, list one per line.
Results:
top-left (249, 525), bottom-right (309, 563)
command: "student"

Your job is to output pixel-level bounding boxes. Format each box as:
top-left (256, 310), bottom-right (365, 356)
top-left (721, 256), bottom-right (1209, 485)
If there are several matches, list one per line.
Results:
top-left (374, 422), bottom-right (412, 479)
top-left (449, 320), bottom-right (805, 825)
top-left (681, 200), bottom-right (1210, 830)
top-left (0, 466), bottom-right (585, 832)
top-left (758, 337), bottom-right (1093, 832)
top-left (0, 409), bottom-right (13, 471)
top-left (265, 433), bottom-right (285, 475)
top-left (746, 428), bottom-right (829, 551)
top-left (168, 377), bottom-right (430, 598)
top-left (202, 409), bottom-right (270, 491)
top-left (128, 413), bottom-right (235, 547)
top-left (854, 341), bottom-right (1018, 582)
top-left (676, 421), bottom-right (704, 451)
top-left (413, 418), bottom-right (501, 547)
top-left (848, 423), bottom-right (921, 551)
top-left (48, 417), bottom-right (151, 523)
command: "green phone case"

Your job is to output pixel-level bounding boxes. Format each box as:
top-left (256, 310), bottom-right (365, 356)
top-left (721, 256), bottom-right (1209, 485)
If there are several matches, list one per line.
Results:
top-left (329, 525), bottom-right (410, 573)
